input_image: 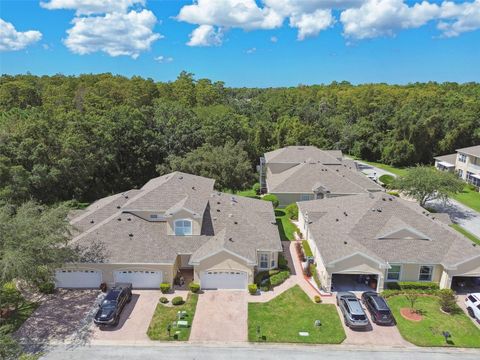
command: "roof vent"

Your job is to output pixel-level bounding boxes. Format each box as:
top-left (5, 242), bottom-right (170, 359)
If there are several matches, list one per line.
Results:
top-left (336, 218), bottom-right (339, 222)
top-left (90, 220), bottom-right (94, 224)
top-left (382, 198), bottom-right (386, 201)
top-left (117, 218), bottom-right (122, 221)
top-left (231, 196), bottom-right (237, 203)
top-left (117, 206), bottom-right (121, 209)
top-left (389, 197), bottom-right (393, 201)
top-left (124, 195), bottom-right (129, 199)
top-left (271, 221), bottom-right (276, 225)
top-left (344, 241), bottom-right (348, 245)
top-left (229, 237), bottom-right (234, 242)
top-left (336, 169), bottom-right (339, 172)
top-left (234, 221), bottom-right (238, 225)
top-left (376, 208), bottom-right (382, 212)
top-left (127, 218), bottom-right (131, 221)
top-left (129, 233), bottom-right (133, 237)
top-left (192, 186), bottom-right (196, 190)
top-left (179, 176), bottom-right (183, 179)
top-left (343, 211), bottom-right (348, 216)
top-left (217, 209), bottom-right (221, 212)
top-left (217, 201), bottom-right (221, 205)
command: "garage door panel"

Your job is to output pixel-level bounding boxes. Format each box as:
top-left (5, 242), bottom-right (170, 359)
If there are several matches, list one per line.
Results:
top-left (201, 270), bottom-right (247, 290)
top-left (55, 269), bottom-right (102, 289)
top-left (113, 270), bottom-right (163, 289)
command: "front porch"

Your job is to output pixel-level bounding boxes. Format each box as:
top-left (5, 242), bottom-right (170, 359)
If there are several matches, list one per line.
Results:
top-left (173, 268), bottom-right (194, 290)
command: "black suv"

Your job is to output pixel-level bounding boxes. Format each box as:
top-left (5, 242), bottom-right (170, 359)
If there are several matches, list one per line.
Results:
top-left (361, 291), bottom-right (395, 325)
top-left (94, 283), bottom-right (132, 326)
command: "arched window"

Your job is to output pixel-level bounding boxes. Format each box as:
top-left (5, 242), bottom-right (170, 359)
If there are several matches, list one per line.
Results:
top-left (174, 219), bottom-right (192, 236)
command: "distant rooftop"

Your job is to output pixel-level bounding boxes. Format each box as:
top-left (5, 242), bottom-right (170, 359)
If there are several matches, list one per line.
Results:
top-left (456, 145), bottom-right (480, 157)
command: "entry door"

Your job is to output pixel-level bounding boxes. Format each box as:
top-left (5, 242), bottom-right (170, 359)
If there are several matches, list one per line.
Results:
top-left (55, 269), bottom-right (102, 288)
top-left (201, 270), bottom-right (247, 290)
top-left (113, 270), bottom-right (163, 289)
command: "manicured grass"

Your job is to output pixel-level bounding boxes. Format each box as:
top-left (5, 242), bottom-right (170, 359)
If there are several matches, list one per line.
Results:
top-left (248, 285), bottom-right (345, 344)
top-left (379, 174), bottom-right (395, 186)
top-left (387, 295), bottom-right (480, 348)
top-left (147, 294), bottom-right (198, 341)
top-left (450, 223), bottom-right (480, 245)
top-left (302, 240), bottom-right (313, 257)
top-left (275, 209), bottom-right (298, 241)
top-left (235, 188), bottom-right (260, 199)
top-left (355, 158), bottom-right (408, 177)
top-left (451, 186), bottom-right (480, 213)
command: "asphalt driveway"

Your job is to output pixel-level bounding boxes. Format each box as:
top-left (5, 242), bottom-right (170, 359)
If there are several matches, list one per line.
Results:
top-left (190, 290), bottom-right (247, 342)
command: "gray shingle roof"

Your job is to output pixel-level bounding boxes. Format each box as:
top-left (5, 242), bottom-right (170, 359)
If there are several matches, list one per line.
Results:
top-left (70, 172), bottom-right (281, 264)
top-left (264, 146), bottom-right (342, 164)
top-left (267, 162), bottom-right (383, 194)
top-left (434, 153), bottom-right (457, 165)
top-left (298, 193), bottom-right (480, 268)
top-left (456, 145), bottom-right (480, 157)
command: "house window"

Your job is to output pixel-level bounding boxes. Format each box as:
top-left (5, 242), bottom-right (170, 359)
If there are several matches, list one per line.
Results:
top-left (387, 265), bottom-right (401, 281)
top-left (260, 254), bottom-right (269, 269)
top-left (458, 153), bottom-right (467, 163)
top-left (300, 194), bottom-right (313, 201)
top-left (419, 266), bottom-right (433, 281)
top-left (174, 219), bottom-right (192, 236)
top-left (457, 169), bottom-right (464, 178)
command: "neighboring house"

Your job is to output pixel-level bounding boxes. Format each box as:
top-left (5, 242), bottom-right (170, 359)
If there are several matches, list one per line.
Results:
top-left (434, 144), bottom-right (480, 190)
top-left (57, 172), bottom-right (282, 290)
top-left (297, 193), bottom-right (480, 293)
top-left (260, 146), bottom-right (383, 206)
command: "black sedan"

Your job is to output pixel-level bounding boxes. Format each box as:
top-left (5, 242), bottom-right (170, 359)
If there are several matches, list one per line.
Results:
top-left (361, 291), bottom-right (395, 325)
top-left (94, 283), bottom-right (132, 327)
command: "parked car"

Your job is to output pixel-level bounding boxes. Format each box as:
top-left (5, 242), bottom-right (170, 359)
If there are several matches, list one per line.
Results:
top-left (336, 292), bottom-right (370, 329)
top-left (94, 283), bottom-right (132, 326)
top-left (361, 291), bottom-right (395, 325)
top-left (465, 293), bottom-right (480, 322)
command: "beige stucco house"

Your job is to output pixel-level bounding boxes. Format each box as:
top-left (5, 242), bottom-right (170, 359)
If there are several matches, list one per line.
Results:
top-left (57, 172), bottom-right (282, 290)
top-left (297, 193), bottom-right (480, 293)
top-left (259, 146), bottom-right (383, 206)
top-left (434, 144), bottom-right (480, 191)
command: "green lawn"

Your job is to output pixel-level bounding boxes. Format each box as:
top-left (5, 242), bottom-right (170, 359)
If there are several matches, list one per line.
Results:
top-left (451, 186), bottom-right (480, 213)
top-left (450, 224), bottom-right (480, 245)
top-left (234, 188), bottom-right (260, 199)
top-left (275, 209), bottom-right (298, 241)
top-left (354, 158), bottom-right (409, 177)
top-left (248, 285), bottom-right (345, 344)
top-left (387, 295), bottom-right (480, 348)
top-left (147, 294), bottom-right (198, 341)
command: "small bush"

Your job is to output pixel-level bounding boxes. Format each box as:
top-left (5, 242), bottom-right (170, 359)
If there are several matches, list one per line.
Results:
top-left (159, 297), bottom-right (169, 304)
top-left (285, 203), bottom-right (298, 220)
top-left (398, 281), bottom-right (439, 290)
top-left (171, 296), bottom-right (184, 306)
top-left (254, 271), bottom-right (269, 286)
top-left (379, 174), bottom-right (394, 187)
top-left (248, 284), bottom-right (258, 295)
top-left (270, 270), bottom-right (290, 287)
top-left (268, 269), bottom-right (280, 276)
top-left (262, 194), bottom-right (279, 208)
top-left (278, 253), bottom-right (289, 270)
top-left (314, 295), bottom-right (322, 303)
top-left (438, 289), bottom-right (457, 313)
top-left (252, 183), bottom-right (261, 194)
top-left (387, 191), bottom-right (400, 197)
top-left (302, 240), bottom-right (313, 257)
top-left (160, 282), bottom-right (171, 294)
top-left (38, 281), bottom-right (55, 294)
top-left (189, 282), bottom-right (200, 293)
top-left (296, 242), bottom-right (305, 262)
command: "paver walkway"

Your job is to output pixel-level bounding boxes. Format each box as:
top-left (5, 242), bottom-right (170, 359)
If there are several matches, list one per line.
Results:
top-left (189, 290), bottom-right (247, 342)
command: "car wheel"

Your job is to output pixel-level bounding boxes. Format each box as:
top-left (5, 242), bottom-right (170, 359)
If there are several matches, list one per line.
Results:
top-left (467, 307), bottom-right (475, 318)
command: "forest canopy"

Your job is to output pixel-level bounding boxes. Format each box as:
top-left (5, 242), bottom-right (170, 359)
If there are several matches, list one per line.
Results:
top-left (1, 72), bottom-right (479, 205)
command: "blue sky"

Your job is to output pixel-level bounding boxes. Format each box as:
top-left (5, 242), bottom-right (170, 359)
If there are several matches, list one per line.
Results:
top-left (0, 0), bottom-right (479, 87)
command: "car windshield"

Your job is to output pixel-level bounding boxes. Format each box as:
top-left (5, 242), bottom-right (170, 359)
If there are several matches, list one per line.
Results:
top-left (378, 309), bottom-right (391, 315)
top-left (352, 314), bottom-right (367, 321)
top-left (101, 299), bottom-right (117, 308)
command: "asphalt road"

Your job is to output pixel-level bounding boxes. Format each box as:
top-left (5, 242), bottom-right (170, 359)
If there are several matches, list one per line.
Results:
top-left (41, 344), bottom-right (480, 360)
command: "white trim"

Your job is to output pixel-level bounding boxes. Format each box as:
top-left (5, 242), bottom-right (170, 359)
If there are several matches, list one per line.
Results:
top-left (385, 264), bottom-right (403, 282)
top-left (190, 248), bottom-right (255, 266)
top-left (418, 265), bottom-right (435, 282)
top-left (327, 251), bottom-right (387, 269)
top-left (174, 218), bottom-right (193, 236)
top-left (452, 254), bottom-right (480, 267)
top-left (166, 207), bottom-right (202, 218)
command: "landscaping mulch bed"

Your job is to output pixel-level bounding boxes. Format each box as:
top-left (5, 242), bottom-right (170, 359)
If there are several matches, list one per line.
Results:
top-left (400, 308), bottom-right (423, 322)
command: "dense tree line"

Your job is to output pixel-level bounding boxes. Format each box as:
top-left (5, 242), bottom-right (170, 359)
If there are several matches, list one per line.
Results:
top-left (1, 72), bottom-right (479, 205)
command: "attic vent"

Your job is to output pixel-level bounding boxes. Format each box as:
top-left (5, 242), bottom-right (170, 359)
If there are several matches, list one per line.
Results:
top-left (382, 198), bottom-right (386, 201)
top-left (344, 241), bottom-right (348, 245)
top-left (229, 237), bottom-right (234, 242)
top-left (234, 221), bottom-right (238, 225)
top-left (217, 201), bottom-right (221, 205)
top-left (179, 176), bottom-right (183, 179)
top-left (90, 220), bottom-right (94, 224)
top-left (117, 206), bottom-right (121, 209)
top-left (129, 233), bottom-right (133, 237)
top-left (124, 194), bottom-right (129, 199)
top-left (127, 218), bottom-right (131, 221)
top-left (216, 209), bottom-right (221, 212)
top-left (192, 186), bottom-right (196, 190)
top-left (336, 169), bottom-right (339, 172)
top-left (335, 218), bottom-right (339, 222)
top-left (343, 211), bottom-right (348, 216)
top-left (150, 214), bottom-right (158, 219)
top-left (117, 218), bottom-right (121, 221)
top-left (376, 208), bottom-right (382, 212)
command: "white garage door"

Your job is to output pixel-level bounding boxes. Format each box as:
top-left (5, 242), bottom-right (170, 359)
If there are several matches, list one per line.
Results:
top-left (201, 270), bottom-right (247, 290)
top-left (113, 270), bottom-right (163, 289)
top-left (55, 269), bottom-right (102, 289)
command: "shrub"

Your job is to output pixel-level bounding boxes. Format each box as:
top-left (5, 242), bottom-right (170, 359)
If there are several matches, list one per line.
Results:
top-left (160, 282), bottom-right (171, 294)
top-left (285, 203), bottom-right (298, 220)
top-left (296, 242), bottom-right (305, 262)
top-left (252, 183), bottom-right (261, 194)
top-left (0, 282), bottom-right (22, 309)
top-left (310, 264), bottom-right (321, 289)
top-left (248, 284), bottom-right (258, 295)
top-left (278, 253), bottom-right (289, 270)
top-left (398, 281), bottom-right (439, 290)
top-left (314, 295), bottom-right (322, 303)
top-left (302, 240), bottom-right (313, 257)
top-left (387, 191), bottom-right (399, 197)
top-left (270, 270), bottom-right (290, 287)
top-left (38, 281), bottom-right (55, 294)
top-left (159, 297), bottom-right (169, 304)
top-left (254, 271), bottom-right (269, 286)
top-left (171, 296), bottom-right (184, 306)
top-left (438, 289), bottom-right (457, 313)
top-left (262, 194), bottom-right (279, 208)
top-left (379, 174), bottom-right (394, 187)
top-left (189, 282), bottom-right (200, 293)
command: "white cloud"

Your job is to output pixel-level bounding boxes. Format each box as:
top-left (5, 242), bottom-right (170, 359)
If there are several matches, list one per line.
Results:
top-left (246, 47), bottom-right (256, 53)
top-left (437, 0), bottom-right (480, 37)
top-left (64, 10), bottom-right (161, 58)
top-left (187, 25), bottom-right (223, 46)
top-left (0, 18), bottom-right (42, 52)
top-left (270, 35), bottom-right (278, 42)
top-left (154, 55), bottom-right (173, 63)
top-left (289, 9), bottom-right (335, 39)
top-left (40, 0), bottom-right (145, 15)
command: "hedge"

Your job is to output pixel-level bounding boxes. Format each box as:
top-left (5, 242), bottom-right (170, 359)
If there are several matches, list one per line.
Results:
top-left (270, 271), bottom-right (290, 287)
top-left (262, 194), bottom-right (279, 208)
top-left (385, 281), bottom-right (439, 290)
top-left (160, 282), bottom-right (171, 293)
top-left (248, 284), bottom-right (258, 295)
top-left (189, 282), bottom-right (200, 293)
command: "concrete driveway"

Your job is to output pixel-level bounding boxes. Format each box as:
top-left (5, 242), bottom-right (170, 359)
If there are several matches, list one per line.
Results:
top-left (15, 289), bottom-right (100, 350)
top-left (335, 297), bottom-right (409, 346)
top-left (190, 291), bottom-right (247, 342)
top-left (456, 294), bottom-right (480, 330)
top-left (90, 290), bottom-right (163, 343)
